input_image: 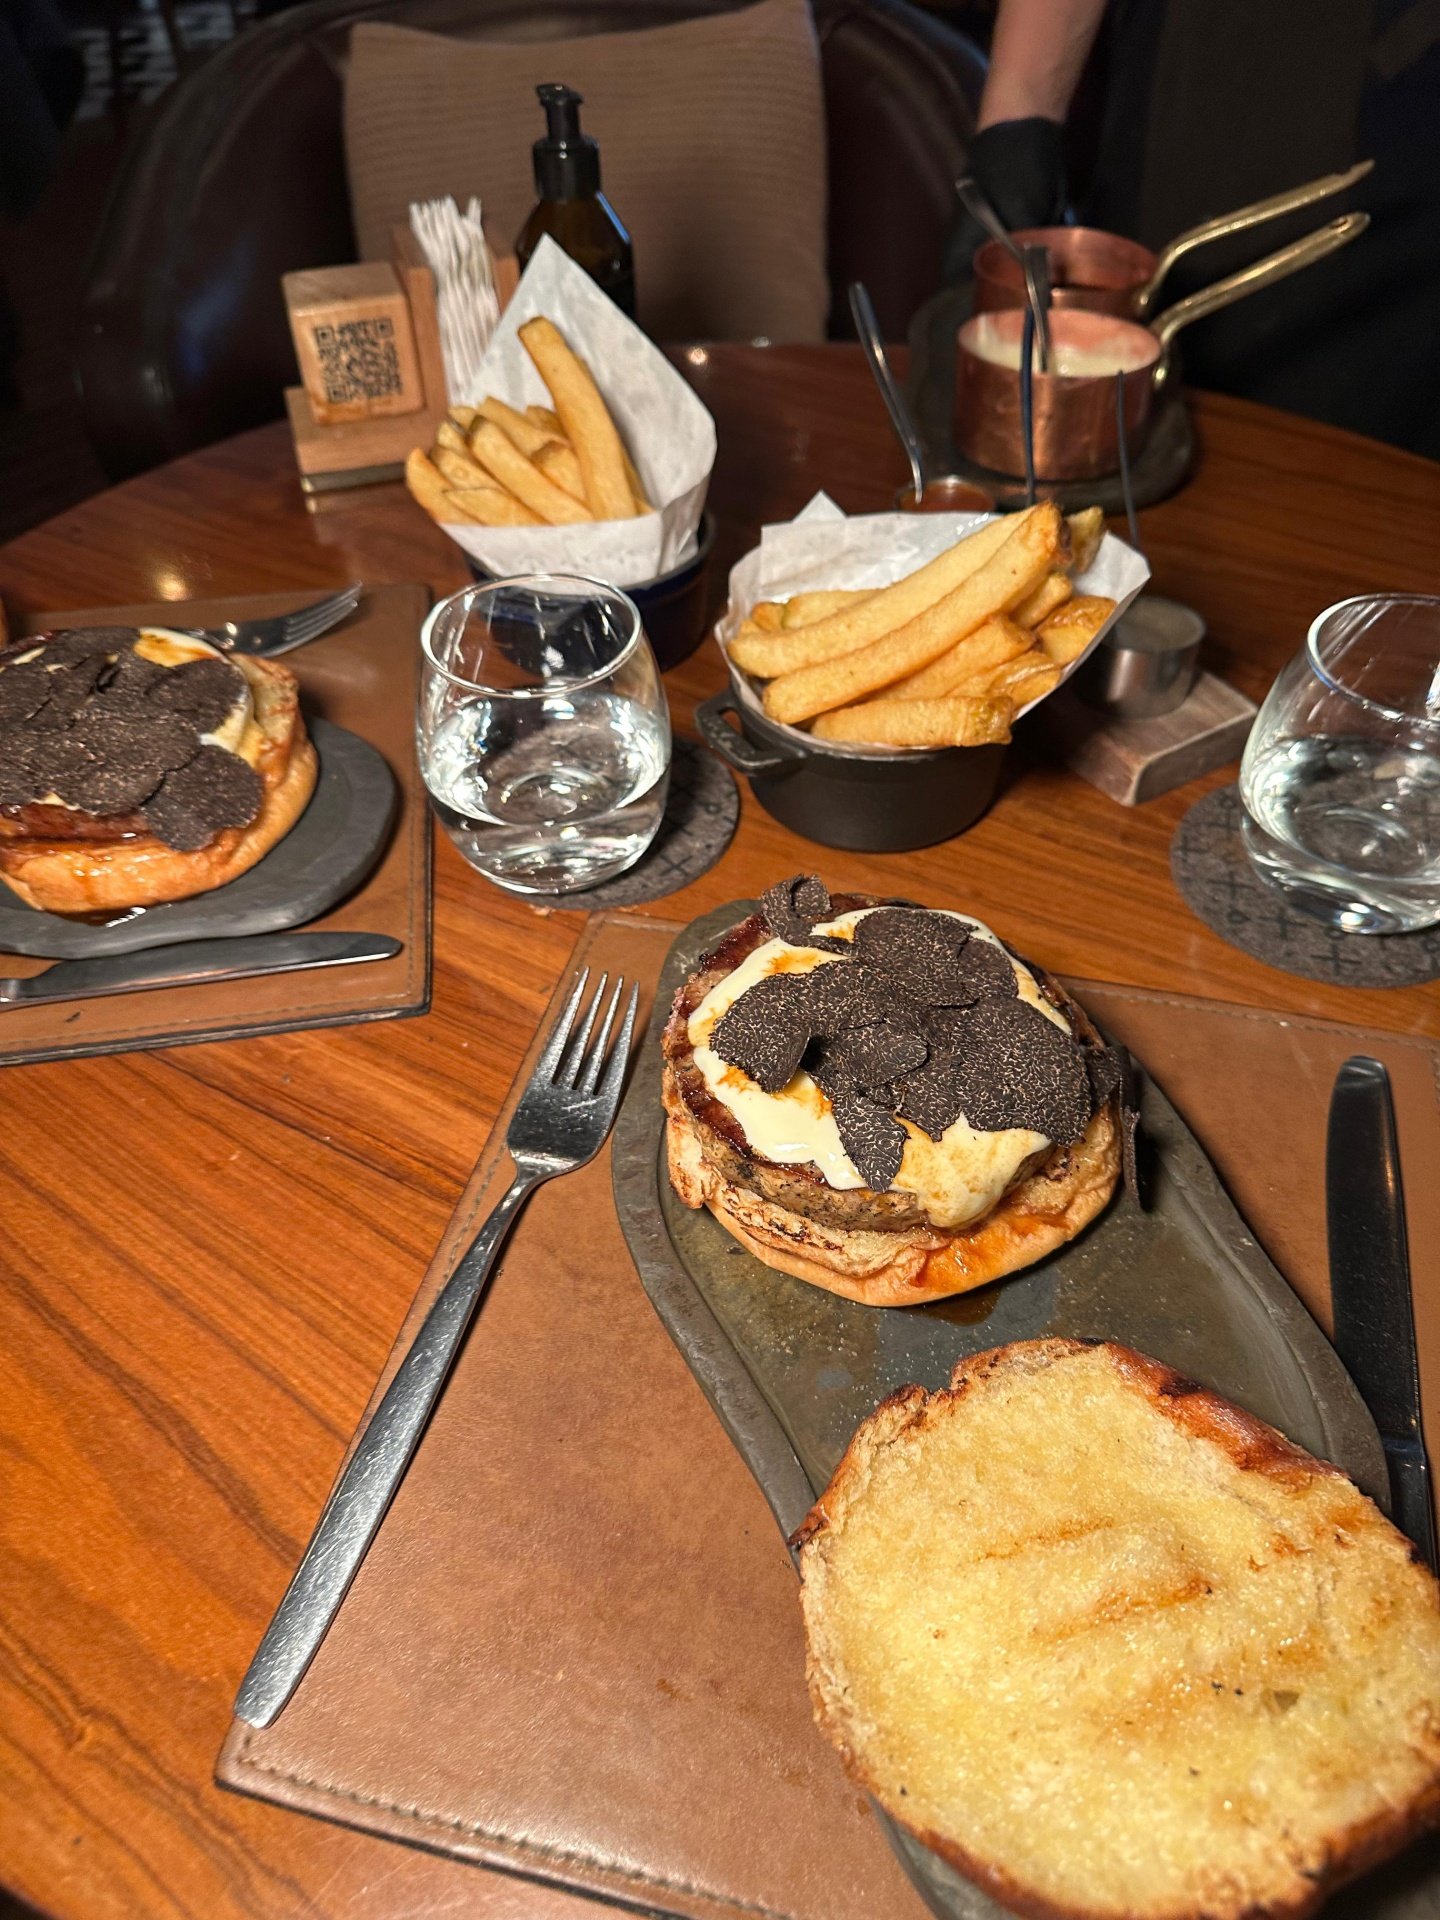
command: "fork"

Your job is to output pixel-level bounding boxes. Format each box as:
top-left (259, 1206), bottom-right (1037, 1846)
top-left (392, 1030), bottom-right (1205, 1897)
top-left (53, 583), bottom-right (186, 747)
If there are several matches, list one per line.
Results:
top-left (234, 968), bottom-right (639, 1728)
top-left (186, 583), bottom-right (363, 658)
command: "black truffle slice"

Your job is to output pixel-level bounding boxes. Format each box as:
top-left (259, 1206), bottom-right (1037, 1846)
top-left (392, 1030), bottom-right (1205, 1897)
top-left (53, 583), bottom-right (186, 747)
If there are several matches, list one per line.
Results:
top-left (834, 1020), bottom-right (929, 1091)
top-left (891, 1054), bottom-right (968, 1140)
top-left (97, 648), bottom-right (167, 710)
top-left (18, 732), bottom-right (97, 801)
top-left (760, 873), bottom-right (851, 953)
top-left (949, 999), bottom-right (1092, 1143)
top-left (33, 627), bottom-right (134, 665)
top-left (0, 731), bottom-right (39, 805)
top-left (808, 960), bottom-right (923, 1035)
top-left (829, 1083), bottom-right (907, 1193)
top-left (146, 657), bottom-right (247, 734)
top-left (1086, 1046), bottom-right (1125, 1109)
top-left (141, 745), bottom-right (263, 851)
top-left (38, 654), bottom-right (110, 723)
top-left (0, 661), bottom-right (57, 724)
top-left (46, 714), bottom-right (195, 814)
top-left (710, 972), bottom-right (814, 1093)
top-left (852, 907), bottom-right (1021, 1006)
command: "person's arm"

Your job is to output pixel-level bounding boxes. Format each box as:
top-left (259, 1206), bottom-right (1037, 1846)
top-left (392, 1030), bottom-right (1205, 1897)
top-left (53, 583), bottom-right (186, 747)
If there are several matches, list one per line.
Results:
top-left (978, 0), bottom-right (1110, 129)
top-left (942, 0), bottom-right (1110, 280)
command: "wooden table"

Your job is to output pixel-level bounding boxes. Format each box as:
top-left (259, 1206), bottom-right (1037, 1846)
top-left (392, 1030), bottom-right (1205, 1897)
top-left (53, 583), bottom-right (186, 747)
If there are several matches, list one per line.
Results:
top-left (0, 347), bottom-right (1437, 1920)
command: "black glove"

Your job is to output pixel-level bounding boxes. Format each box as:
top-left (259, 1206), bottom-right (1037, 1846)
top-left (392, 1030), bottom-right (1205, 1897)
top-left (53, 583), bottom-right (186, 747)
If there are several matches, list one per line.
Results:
top-left (942, 118), bottom-right (1068, 286)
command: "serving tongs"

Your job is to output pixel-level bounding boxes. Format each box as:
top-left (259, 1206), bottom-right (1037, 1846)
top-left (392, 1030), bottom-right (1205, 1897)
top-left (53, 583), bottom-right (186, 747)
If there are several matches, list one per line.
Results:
top-left (956, 174), bottom-right (1052, 371)
top-left (1131, 158), bottom-right (1373, 318)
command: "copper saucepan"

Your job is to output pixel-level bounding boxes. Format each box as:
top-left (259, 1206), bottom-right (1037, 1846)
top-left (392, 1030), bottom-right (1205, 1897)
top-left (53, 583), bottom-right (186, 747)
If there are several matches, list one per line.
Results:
top-left (955, 211), bottom-right (1369, 482)
top-left (973, 160), bottom-right (1373, 322)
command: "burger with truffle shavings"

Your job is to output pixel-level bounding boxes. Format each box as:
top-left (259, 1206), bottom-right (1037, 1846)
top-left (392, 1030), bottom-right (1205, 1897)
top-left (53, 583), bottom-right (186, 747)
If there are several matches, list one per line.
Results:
top-left (661, 876), bottom-right (1131, 1307)
top-left (0, 626), bottom-right (317, 914)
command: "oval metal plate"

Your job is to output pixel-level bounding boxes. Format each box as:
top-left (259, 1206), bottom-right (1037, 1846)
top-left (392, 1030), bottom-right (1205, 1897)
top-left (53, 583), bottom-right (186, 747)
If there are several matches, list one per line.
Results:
top-left (612, 902), bottom-right (1390, 1920)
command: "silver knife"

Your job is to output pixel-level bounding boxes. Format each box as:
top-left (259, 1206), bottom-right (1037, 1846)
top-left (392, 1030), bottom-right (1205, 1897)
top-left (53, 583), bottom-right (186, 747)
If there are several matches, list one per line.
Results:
top-left (0, 931), bottom-right (402, 1008)
top-left (1326, 1055), bottom-right (1437, 1571)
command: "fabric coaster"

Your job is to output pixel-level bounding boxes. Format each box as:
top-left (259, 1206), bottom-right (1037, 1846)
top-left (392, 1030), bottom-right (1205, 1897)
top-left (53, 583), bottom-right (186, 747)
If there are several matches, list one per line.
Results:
top-left (534, 738), bottom-right (738, 910)
top-left (1171, 783), bottom-right (1440, 987)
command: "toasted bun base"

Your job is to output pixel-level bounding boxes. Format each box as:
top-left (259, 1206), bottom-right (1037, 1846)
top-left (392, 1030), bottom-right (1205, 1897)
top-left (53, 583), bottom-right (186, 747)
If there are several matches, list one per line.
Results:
top-left (795, 1338), bottom-right (1440, 1920)
top-left (664, 1080), bottom-right (1120, 1306)
top-left (0, 655), bottom-right (317, 912)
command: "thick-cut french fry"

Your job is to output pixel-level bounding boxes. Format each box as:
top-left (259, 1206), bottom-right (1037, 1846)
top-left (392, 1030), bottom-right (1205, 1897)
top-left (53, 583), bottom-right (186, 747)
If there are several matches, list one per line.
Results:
top-left (620, 445), bottom-right (651, 512)
top-left (781, 588), bottom-right (874, 628)
top-left (534, 440), bottom-right (586, 501)
top-left (1013, 571), bottom-right (1072, 628)
top-left (811, 695), bottom-right (1012, 747)
top-left (519, 316), bottom-right (635, 518)
top-left (442, 486), bottom-right (543, 527)
top-left (448, 405), bottom-right (479, 432)
top-left (890, 616), bottom-right (1032, 700)
top-left (985, 653), bottom-right (1062, 706)
top-left (476, 396), bottom-right (552, 457)
top-left (1038, 593), bottom-right (1116, 665)
top-left (1067, 506), bottom-right (1105, 575)
top-left (405, 447), bottom-right (454, 521)
top-left (435, 418), bottom-right (474, 457)
top-left (432, 443), bottom-right (493, 490)
top-left (750, 602), bottom-right (785, 632)
top-left (763, 506), bottom-right (1061, 726)
top-left (730, 513), bottom-right (1021, 678)
top-left (526, 404), bottom-right (564, 437)
top-left (469, 420), bottom-right (594, 525)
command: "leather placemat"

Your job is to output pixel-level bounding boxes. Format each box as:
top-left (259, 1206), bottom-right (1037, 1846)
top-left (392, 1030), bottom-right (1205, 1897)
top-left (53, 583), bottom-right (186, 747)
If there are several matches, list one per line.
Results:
top-left (1, 586), bottom-right (432, 1064)
top-left (218, 913), bottom-right (1440, 1920)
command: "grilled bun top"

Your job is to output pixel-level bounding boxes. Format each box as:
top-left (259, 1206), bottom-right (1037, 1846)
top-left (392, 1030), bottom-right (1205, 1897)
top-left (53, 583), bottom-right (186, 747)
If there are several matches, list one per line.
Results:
top-left (684, 876), bottom-right (1127, 1231)
top-left (0, 627), bottom-right (270, 851)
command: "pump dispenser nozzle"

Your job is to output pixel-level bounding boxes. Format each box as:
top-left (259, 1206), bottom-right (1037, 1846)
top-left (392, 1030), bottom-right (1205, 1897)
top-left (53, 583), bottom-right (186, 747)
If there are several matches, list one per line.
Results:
top-left (533, 82), bottom-right (601, 199)
top-left (517, 80), bottom-right (636, 319)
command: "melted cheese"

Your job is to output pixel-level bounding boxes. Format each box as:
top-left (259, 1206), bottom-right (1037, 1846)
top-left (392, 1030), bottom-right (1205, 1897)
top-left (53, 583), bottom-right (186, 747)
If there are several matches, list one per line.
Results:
top-left (688, 908), bottom-right (1071, 1230)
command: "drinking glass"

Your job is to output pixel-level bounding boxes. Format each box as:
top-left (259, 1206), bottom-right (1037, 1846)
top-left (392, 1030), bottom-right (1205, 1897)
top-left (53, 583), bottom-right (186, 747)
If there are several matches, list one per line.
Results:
top-left (419, 574), bottom-right (670, 895)
top-left (1238, 594), bottom-right (1440, 933)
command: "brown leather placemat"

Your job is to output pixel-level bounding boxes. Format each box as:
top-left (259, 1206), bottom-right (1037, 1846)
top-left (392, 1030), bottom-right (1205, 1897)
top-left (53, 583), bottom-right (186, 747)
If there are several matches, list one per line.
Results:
top-left (218, 913), bottom-right (1440, 1920)
top-left (1, 586), bottom-right (432, 1064)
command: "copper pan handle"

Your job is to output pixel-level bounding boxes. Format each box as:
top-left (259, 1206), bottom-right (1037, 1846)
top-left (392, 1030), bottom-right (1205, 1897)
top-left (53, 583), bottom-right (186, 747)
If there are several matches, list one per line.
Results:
top-left (1150, 211), bottom-right (1369, 360)
top-left (1134, 159), bottom-right (1373, 317)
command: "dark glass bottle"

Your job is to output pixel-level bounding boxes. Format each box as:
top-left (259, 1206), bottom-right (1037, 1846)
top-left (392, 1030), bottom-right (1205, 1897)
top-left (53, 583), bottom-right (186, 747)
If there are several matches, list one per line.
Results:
top-left (515, 83), bottom-right (636, 320)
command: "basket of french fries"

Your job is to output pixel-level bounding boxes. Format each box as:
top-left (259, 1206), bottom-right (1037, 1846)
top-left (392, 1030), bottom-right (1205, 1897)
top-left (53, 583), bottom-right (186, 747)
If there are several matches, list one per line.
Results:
top-left (404, 236), bottom-right (716, 651)
top-left (697, 496), bottom-right (1149, 851)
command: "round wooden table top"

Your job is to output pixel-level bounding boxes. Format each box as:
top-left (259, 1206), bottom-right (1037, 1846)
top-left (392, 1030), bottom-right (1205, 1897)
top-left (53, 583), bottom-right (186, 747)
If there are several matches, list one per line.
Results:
top-left (1, 346), bottom-right (1438, 1920)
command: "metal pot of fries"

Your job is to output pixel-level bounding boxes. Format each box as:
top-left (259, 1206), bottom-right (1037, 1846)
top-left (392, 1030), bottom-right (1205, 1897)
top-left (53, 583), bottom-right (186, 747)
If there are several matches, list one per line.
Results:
top-left (956, 213), bottom-right (1369, 483)
top-left (971, 160), bottom-right (1372, 321)
top-left (710, 502), bottom-right (1136, 851)
top-left (696, 688), bottom-right (1007, 852)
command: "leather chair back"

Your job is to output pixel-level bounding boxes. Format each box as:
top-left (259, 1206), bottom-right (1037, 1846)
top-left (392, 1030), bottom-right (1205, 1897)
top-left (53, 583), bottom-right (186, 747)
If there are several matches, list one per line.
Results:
top-left (78, 0), bottom-right (983, 479)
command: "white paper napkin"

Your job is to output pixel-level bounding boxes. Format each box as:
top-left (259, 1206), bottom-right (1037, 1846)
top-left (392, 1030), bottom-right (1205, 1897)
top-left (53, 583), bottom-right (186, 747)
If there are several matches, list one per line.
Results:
top-left (717, 495), bottom-right (1152, 755)
top-left (438, 236), bottom-right (717, 588)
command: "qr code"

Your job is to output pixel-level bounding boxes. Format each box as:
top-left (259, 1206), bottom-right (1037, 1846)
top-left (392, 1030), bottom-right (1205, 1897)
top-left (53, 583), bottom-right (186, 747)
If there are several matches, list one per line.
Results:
top-left (312, 316), bottom-right (402, 405)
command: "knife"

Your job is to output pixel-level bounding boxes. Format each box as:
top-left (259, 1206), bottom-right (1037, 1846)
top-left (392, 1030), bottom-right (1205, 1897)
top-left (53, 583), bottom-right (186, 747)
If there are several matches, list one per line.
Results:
top-left (0, 931), bottom-right (402, 1008)
top-left (1326, 1055), bottom-right (1437, 1572)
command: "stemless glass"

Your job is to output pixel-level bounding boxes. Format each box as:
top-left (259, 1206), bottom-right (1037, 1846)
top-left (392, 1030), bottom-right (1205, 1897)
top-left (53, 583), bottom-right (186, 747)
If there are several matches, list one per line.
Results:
top-left (1238, 594), bottom-right (1440, 933)
top-left (419, 574), bottom-right (670, 895)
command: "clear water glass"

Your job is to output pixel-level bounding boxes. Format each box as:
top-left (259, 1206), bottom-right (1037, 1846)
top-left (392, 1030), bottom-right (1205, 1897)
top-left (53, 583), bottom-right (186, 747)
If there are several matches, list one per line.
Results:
top-left (419, 574), bottom-right (670, 895)
top-left (1239, 594), bottom-right (1440, 933)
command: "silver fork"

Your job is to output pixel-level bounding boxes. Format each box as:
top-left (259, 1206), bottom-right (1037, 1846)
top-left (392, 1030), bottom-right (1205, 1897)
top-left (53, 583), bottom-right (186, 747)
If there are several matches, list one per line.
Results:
top-left (234, 968), bottom-right (639, 1728)
top-left (186, 583), bottom-right (363, 657)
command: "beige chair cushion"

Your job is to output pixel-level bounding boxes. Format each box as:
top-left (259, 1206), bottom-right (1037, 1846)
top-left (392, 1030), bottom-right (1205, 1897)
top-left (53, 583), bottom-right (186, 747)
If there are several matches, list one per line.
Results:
top-left (344, 0), bottom-right (829, 343)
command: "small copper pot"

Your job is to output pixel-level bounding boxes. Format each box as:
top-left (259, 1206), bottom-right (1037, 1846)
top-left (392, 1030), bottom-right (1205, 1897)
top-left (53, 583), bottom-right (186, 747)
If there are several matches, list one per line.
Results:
top-left (956, 211), bottom-right (1368, 482)
top-left (972, 161), bottom-right (1373, 322)
top-left (955, 309), bottom-right (1160, 482)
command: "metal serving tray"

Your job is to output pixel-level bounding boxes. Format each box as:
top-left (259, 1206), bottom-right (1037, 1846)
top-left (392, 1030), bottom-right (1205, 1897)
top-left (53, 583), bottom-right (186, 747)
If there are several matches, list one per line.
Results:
top-left (611, 903), bottom-right (1398, 1920)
